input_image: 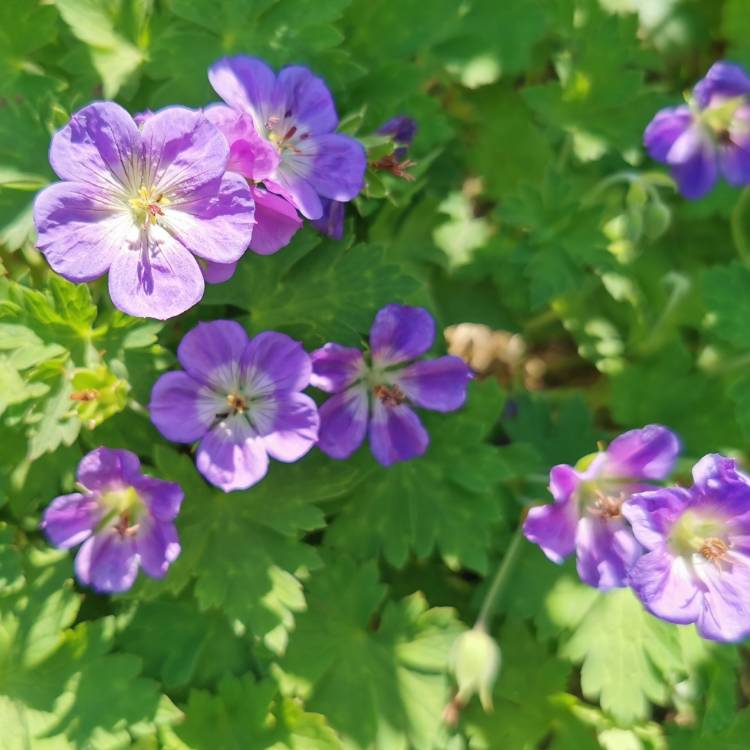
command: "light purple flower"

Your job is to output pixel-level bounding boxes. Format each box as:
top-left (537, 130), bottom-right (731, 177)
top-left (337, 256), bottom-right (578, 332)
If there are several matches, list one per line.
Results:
top-left (41, 447), bottom-right (183, 593)
top-left (623, 454), bottom-right (750, 642)
top-left (149, 320), bottom-right (319, 492)
top-left (310, 304), bottom-right (471, 467)
top-left (33, 102), bottom-right (255, 319)
top-left (523, 426), bottom-right (680, 590)
top-left (208, 56), bottom-right (367, 220)
top-left (644, 61), bottom-right (750, 199)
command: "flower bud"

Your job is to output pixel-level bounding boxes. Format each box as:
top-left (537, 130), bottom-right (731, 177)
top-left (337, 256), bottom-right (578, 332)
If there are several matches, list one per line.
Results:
top-left (449, 626), bottom-right (501, 711)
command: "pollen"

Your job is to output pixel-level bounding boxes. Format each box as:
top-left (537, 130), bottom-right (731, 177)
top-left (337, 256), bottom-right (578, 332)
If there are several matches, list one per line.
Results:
top-left (227, 392), bottom-right (248, 414)
top-left (373, 383), bottom-right (407, 407)
top-left (129, 185), bottom-right (170, 226)
top-left (701, 537), bottom-right (730, 563)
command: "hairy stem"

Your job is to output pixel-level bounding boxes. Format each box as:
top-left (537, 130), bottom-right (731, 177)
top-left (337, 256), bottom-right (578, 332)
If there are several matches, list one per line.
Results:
top-left (475, 526), bottom-right (525, 630)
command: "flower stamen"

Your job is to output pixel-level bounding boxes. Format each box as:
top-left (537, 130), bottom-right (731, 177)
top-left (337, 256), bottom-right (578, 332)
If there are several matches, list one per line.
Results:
top-left (227, 392), bottom-right (248, 414)
top-left (129, 185), bottom-right (170, 227)
top-left (373, 383), bottom-right (407, 407)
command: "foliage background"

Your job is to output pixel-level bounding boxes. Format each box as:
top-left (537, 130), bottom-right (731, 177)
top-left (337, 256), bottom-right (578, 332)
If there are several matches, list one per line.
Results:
top-left (3, 0), bottom-right (750, 747)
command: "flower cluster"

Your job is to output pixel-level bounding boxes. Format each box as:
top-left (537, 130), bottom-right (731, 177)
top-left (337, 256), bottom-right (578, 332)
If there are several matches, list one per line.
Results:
top-left (33, 55), bottom-right (369, 319)
top-left (43, 305), bottom-right (471, 593)
top-left (524, 427), bottom-right (750, 642)
top-left (644, 61), bottom-right (750, 199)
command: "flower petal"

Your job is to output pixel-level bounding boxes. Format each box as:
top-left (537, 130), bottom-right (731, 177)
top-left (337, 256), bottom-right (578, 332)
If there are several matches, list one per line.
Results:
top-left (149, 371), bottom-right (218, 443)
top-left (107, 226), bottom-right (205, 320)
top-left (317, 385), bottom-right (369, 460)
top-left (695, 557), bottom-right (750, 642)
top-left (311, 198), bottom-right (345, 240)
top-left (249, 186), bottom-right (302, 255)
top-left (209, 56), bottom-right (277, 131)
top-left (41, 493), bottom-right (101, 549)
top-left (575, 516), bottom-right (641, 590)
top-left (310, 343), bottom-right (366, 393)
top-left (622, 487), bottom-right (691, 550)
top-left (196, 417), bottom-right (269, 491)
top-left (265, 173), bottom-right (322, 220)
top-left (643, 106), bottom-right (692, 162)
top-left (369, 400), bottom-right (428, 467)
top-left (241, 331), bottom-right (311, 396)
top-left (720, 141), bottom-right (750, 186)
top-left (141, 106), bottom-right (229, 195)
top-left (202, 259), bottom-right (237, 284)
top-left (627, 548), bottom-right (703, 625)
top-left (394, 356), bottom-right (471, 412)
top-left (306, 134), bottom-right (366, 202)
top-left (49, 101), bottom-right (140, 190)
top-left (74, 533), bottom-right (139, 594)
top-left (136, 520), bottom-right (180, 579)
top-left (204, 104), bottom-right (279, 181)
top-left (694, 61), bottom-right (750, 108)
top-left (370, 304), bottom-right (435, 366)
top-left (77, 447), bottom-right (141, 491)
top-left (667, 125), bottom-right (718, 199)
top-left (273, 65), bottom-right (338, 135)
top-left (603, 424), bottom-right (680, 481)
top-left (263, 392), bottom-right (319, 462)
top-left (523, 493), bottom-right (578, 564)
top-left (164, 171), bottom-right (254, 264)
top-left (133, 476), bottom-right (184, 522)
top-left (177, 319), bottom-right (248, 390)
top-left (33, 181), bottom-right (131, 282)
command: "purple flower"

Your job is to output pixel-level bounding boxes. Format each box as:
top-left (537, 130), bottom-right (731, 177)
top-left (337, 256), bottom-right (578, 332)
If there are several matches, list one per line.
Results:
top-left (41, 447), bottom-right (183, 593)
top-left (644, 61), bottom-right (750, 199)
top-left (310, 304), bottom-right (472, 467)
top-left (149, 320), bottom-right (318, 492)
top-left (208, 56), bottom-right (366, 220)
top-left (33, 102), bottom-right (255, 319)
top-left (523, 426), bottom-right (680, 590)
top-left (623, 455), bottom-right (750, 642)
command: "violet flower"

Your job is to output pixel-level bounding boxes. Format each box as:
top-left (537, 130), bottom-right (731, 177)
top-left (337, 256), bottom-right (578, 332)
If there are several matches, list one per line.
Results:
top-left (149, 320), bottom-right (318, 492)
top-left (41, 447), bottom-right (183, 593)
top-left (623, 454), bottom-right (750, 642)
top-left (644, 61), bottom-right (750, 199)
top-left (523, 426), bottom-right (680, 590)
top-left (33, 102), bottom-right (255, 319)
top-left (208, 55), bottom-right (366, 221)
top-left (310, 304), bottom-right (471, 467)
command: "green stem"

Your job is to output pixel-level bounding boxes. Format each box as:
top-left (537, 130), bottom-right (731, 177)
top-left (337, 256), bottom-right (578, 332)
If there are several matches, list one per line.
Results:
top-left (475, 527), bottom-right (525, 630)
top-left (731, 187), bottom-right (750, 264)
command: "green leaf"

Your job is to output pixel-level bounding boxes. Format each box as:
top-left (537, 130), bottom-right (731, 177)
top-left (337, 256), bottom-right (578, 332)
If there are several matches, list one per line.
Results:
top-left (278, 557), bottom-right (462, 750)
top-left (703, 262), bottom-right (750, 348)
top-left (554, 586), bottom-right (683, 726)
top-left (53, 0), bottom-right (145, 97)
top-left (145, 447), bottom-right (362, 652)
top-left (117, 598), bottom-right (253, 691)
top-left (610, 343), bottom-right (741, 454)
top-left (325, 380), bottom-right (506, 573)
top-left (0, 549), bottom-right (176, 749)
top-left (204, 235), bottom-right (420, 347)
top-left (173, 676), bottom-right (342, 750)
